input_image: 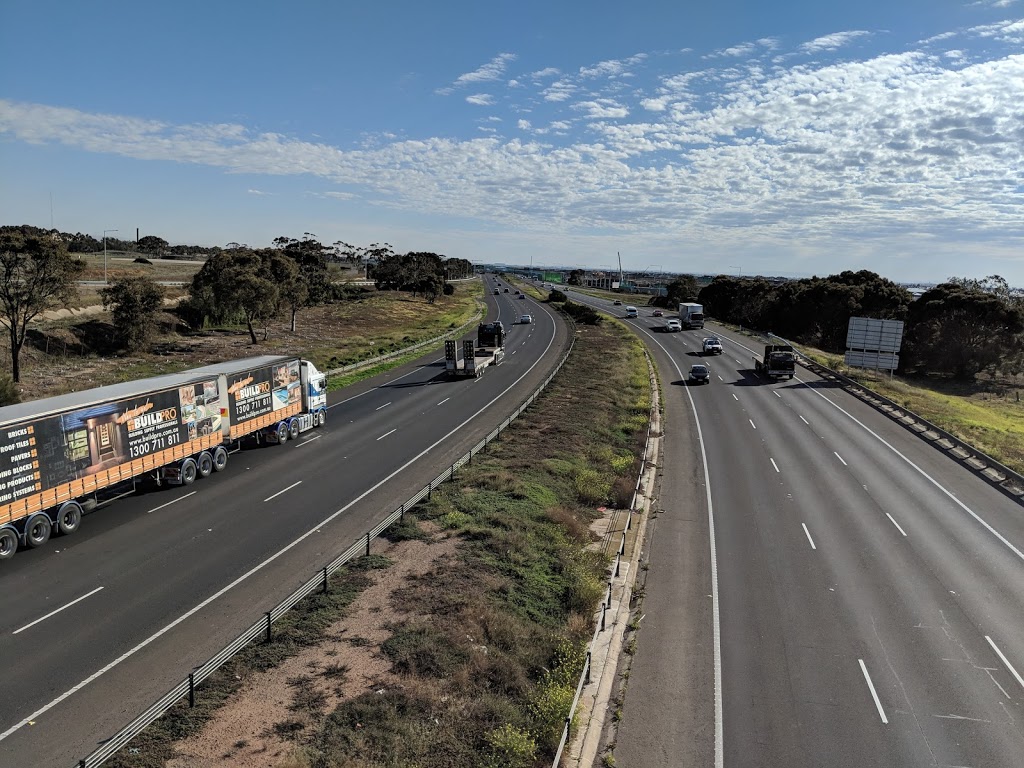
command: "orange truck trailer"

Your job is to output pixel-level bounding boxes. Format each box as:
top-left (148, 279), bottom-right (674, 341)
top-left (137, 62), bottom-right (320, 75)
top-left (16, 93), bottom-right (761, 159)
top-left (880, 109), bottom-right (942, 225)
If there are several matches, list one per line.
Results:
top-left (0, 355), bottom-right (327, 561)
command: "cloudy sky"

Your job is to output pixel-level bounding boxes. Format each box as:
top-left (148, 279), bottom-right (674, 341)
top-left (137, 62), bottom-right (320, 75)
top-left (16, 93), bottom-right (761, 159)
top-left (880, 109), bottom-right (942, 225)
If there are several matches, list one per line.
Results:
top-left (2, 0), bottom-right (1023, 284)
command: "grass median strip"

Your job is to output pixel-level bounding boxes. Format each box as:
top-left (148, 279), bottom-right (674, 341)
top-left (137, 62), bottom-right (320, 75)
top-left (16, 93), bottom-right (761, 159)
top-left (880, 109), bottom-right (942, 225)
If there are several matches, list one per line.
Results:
top-left (107, 315), bottom-right (650, 768)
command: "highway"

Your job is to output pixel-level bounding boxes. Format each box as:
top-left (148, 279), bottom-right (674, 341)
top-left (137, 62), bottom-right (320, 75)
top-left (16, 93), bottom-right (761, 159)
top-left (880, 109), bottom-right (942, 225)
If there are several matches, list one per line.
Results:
top-left (568, 290), bottom-right (1024, 767)
top-left (0, 279), bottom-right (567, 767)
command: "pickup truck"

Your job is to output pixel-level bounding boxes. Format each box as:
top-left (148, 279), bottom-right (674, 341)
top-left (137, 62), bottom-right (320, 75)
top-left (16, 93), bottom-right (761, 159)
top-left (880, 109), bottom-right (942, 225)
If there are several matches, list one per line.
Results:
top-left (702, 337), bottom-right (723, 355)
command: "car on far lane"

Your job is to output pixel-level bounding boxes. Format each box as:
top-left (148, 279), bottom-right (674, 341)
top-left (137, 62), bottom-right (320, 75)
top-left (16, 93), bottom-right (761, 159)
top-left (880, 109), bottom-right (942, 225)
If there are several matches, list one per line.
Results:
top-left (613, 300), bottom-right (622, 305)
top-left (652, 309), bottom-right (664, 317)
top-left (518, 293), bottom-right (526, 299)
top-left (520, 314), bottom-right (533, 324)
top-left (688, 364), bottom-right (710, 384)
top-left (504, 288), bottom-right (510, 292)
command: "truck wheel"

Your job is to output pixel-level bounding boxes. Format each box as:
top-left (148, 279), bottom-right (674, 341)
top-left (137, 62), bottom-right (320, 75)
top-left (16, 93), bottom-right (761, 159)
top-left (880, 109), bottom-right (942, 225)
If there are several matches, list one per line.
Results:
top-left (25, 514), bottom-right (52, 548)
top-left (57, 502), bottom-right (83, 535)
top-left (212, 445), bottom-right (229, 472)
top-left (276, 422), bottom-right (289, 443)
top-left (180, 458), bottom-right (198, 486)
top-left (197, 451), bottom-right (214, 477)
top-left (288, 419), bottom-right (301, 441)
top-left (0, 527), bottom-right (18, 560)
top-left (315, 410), bottom-right (325, 428)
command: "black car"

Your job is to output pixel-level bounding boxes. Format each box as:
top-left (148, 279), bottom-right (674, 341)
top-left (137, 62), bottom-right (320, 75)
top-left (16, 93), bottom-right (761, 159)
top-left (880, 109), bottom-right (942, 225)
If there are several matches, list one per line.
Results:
top-left (688, 364), bottom-right (710, 384)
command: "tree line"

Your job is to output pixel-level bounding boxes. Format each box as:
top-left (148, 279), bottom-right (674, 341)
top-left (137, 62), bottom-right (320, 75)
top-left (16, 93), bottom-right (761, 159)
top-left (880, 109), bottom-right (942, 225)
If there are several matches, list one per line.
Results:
top-left (0, 226), bottom-right (476, 388)
top-left (692, 271), bottom-right (1023, 379)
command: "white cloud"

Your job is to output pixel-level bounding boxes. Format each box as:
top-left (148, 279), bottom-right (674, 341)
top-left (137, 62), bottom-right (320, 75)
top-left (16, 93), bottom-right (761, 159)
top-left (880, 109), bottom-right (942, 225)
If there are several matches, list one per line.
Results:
top-left (247, 188), bottom-right (270, 195)
top-left (799, 30), bottom-right (871, 54)
top-left (436, 53), bottom-right (517, 95)
top-left (968, 0), bottom-right (1018, 8)
top-left (641, 97), bottom-right (670, 112)
top-left (517, 119), bottom-right (531, 130)
top-left (573, 99), bottom-right (629, 119)
top-left (530, 67), bottom-right (560, 78)
top-left (542, 80), bottom-right (575, 102)
top-left (466, 93), bottom-right (495, 106)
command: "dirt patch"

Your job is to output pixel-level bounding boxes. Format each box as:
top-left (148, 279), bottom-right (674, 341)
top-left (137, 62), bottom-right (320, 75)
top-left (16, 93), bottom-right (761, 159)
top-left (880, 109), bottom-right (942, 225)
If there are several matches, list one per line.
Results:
top-left (165, 535), bottom-right (459, 768)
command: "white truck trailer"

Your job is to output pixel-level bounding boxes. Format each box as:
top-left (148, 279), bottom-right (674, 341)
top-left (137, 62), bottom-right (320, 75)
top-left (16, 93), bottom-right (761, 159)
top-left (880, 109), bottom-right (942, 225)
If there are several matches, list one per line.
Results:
top-left (679, 303), bottom-right (705, 329)
top-left (0, 355), bottom-right (326, 561)
top-left (445, 322), bottom-right (507, 378)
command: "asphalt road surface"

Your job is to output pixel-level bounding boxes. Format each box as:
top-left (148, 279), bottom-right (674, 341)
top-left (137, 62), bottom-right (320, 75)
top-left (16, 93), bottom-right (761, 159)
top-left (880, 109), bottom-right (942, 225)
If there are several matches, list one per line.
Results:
top-left (569, 291), bottom-right (1024, 768)
top-left (0, 280), bottom-right (568, 767)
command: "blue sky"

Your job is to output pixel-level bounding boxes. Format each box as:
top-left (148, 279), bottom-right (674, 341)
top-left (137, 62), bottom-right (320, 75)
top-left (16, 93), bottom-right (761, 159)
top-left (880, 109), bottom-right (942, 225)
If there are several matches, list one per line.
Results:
top-left (2, 0), bottom-right (1023, 285)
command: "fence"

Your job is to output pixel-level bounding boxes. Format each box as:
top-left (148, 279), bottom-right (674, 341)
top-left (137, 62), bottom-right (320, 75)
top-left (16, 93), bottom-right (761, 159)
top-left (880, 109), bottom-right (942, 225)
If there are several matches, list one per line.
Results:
top-left (75, 319), bottom-right (575, 767)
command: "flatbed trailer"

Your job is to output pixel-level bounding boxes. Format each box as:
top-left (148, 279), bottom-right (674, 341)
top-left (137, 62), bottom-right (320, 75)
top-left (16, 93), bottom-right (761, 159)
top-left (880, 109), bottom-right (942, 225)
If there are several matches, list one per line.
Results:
top-left (445, 322), bottom-right (506, 378)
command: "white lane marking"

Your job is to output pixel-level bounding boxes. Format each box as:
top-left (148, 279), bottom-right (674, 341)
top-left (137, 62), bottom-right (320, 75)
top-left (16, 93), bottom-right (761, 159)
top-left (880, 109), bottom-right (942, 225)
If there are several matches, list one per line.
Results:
top-left (147, 491), bottom-right (196, 514)
top-left (770, 458), bottom-right (780, 473)
top-left (295, 434), bottom-right (322, 446)
top-left (732, 393), bottom-right (739, 401)
top-left (437, 397), bottom-right (450, 405)
top-left (329, 357), bottom-right (440, 408)
top-left (802, 523), bottom-right (816, 550)
top-left (986, 636), bottom-right (1024, 692)
top-left (264, 481), bottom-right (302, 502)
top-left (375, 402), bottom-right (392, 411)
top-left (734, 358), bottom-right (742, 365)
top-left (834, 452), bottom-right (847, 466)
top-left (749, 419), bottom-right (757, 430)
top-left (0, 294), bottom-right (563, 746)
top-left (717, 375), bottom-right (723, 381)
top-left (774, 391), bottom-right (782, 398)
top-left (859, 659), bottom-right (889, 724)
top-left (886, 513), bottom-right (907, 537)
top-left (13, 587), bottom-right (105, 635)
top-left (799, 414), bottom-right (809, 425)
top-left (376, 428), bottom-right (397, 441)
top-left (797, 376), bottom-right (1024, 564)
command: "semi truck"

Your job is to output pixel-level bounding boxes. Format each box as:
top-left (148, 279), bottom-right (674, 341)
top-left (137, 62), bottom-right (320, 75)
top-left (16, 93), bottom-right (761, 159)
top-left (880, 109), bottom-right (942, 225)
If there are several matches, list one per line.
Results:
top-left (753, 344), bottom-right (797, 380)
top-left (0, 355), bottom-right (327, 561)
top-left (445, 322), bottom-right (506, 378)
top-left (679, 303), bottom-right (705, 329)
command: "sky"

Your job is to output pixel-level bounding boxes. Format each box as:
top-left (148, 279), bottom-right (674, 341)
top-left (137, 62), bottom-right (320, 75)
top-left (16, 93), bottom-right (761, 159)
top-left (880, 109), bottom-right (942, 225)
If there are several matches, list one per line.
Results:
top-left (2, 1), bottom-right (1024, 285)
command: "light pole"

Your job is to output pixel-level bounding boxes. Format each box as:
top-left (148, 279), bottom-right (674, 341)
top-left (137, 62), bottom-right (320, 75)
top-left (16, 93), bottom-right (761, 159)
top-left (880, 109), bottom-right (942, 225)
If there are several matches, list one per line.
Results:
top-left (729, 265), bottom-right (742, 277)
top-left (103, 229), bottom-right (119, 284)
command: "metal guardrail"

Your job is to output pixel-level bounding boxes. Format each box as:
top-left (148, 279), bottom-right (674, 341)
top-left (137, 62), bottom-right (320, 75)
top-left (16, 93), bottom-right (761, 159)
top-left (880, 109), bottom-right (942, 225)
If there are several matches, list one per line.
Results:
top-left (552, 349), bottom-right (656, 766)
top-left (75, 311), bottom-right (577, 768)
top-left (765, 333), bottom-right (1024, 501)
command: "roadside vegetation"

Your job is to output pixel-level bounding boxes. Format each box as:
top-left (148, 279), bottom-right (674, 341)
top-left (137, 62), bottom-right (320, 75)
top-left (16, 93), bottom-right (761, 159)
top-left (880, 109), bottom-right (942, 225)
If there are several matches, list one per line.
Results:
top-left (107, 314), bottom-right (650, 768)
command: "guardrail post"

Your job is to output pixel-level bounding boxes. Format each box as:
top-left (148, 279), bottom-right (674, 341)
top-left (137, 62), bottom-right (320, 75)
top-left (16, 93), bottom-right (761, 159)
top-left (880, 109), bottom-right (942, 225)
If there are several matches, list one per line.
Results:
top-left (264, 612), bottom-right (272, 642)
top-left (619, 534), bottom-right (626, 556)
top-left (585, 651), bottom-right (592, 685)
top-left (601, 603), bottom-right (607, 632)
top-left (615, 555), bottom-right (621, 578)
top-left (428, 482), bottom-right (432, 500)
top-left (322, 567), bottom-right (329, 594)
top-left (626, 509), bottom-right (632, 530)
top-left (189, 672), bottom-right (195, 707)
top-left (399, 503), bottom-right (405, 522)
top-left (365, 532), bottom-right (371, 556)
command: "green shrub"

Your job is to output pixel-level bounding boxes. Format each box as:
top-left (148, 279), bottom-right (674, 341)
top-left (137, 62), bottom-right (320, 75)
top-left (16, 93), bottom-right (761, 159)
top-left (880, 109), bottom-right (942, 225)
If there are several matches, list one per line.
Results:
top-left (485, 723), bottom-right (537, 768)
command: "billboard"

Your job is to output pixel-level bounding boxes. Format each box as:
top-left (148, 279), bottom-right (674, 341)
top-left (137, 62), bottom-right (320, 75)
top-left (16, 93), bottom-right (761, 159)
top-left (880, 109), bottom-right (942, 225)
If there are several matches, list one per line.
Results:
top-left (845, 317), bottom-right (904, 372)
top-left (1, 379), bottom-right (221, 523)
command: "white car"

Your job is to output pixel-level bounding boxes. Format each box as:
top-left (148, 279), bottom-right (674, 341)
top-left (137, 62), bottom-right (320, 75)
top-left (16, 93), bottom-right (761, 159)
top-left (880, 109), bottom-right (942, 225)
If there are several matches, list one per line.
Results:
top-left (520, 314), bottom-right (533, 324)
top-left (665, 319), bottom-right (682, 332)
top-left (702, 337), bottom-right (723, 355)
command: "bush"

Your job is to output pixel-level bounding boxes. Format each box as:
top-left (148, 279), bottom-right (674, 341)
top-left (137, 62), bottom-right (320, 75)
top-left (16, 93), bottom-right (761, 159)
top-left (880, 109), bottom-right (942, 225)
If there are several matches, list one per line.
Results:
top-left (0, 376), bottom-right (19, 406)
top-left (485, 723), bottom-right (537, 768)
top-left (133, 257), bottom-right (153, 265)
top-left (562, 300), bottom-right (602, 325)
top-left (548, 289), bottom-right (567, 302)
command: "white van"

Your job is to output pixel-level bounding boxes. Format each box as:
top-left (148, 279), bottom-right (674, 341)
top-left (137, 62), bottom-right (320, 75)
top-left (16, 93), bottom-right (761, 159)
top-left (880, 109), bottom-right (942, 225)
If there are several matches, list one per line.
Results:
top-left (625, 306), bottom-right (638, 318)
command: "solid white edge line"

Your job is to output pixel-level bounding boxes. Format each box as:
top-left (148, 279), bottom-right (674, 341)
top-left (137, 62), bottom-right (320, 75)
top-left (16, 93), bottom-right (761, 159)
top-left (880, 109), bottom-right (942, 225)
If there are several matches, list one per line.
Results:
top-left (986, 635), bottom-right (1024, 691)
top-left (802, 523), bottom-right (816, 550)
top-left (146, 491), bottom-right (197, 514)
top-left (13, 587), bottom-right (105, 635)
top-left (264, 480), bottom-right (302, 502)
top-left (834, 452), bottom-right (847, 466)
top-left (0, 298), bottom-right (562, 744)
top-left (886, 513), bottom-right (907, 537)
top-left (376, 428), bottom-right (397, 441)
top-left (859, 659), bottom-right (889, 724)
top-left (794, 375), bottom-right (1024, 564)
top-left (770, 458), bottom-right (780, 473)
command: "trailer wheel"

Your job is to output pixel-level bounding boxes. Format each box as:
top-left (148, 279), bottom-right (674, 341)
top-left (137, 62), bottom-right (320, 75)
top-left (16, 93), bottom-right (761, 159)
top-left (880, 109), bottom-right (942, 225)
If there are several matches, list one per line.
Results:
top-left (0, 527), bottom-right (18, 560)
top-left (288, 419), bottom-right (301, 441)
top-left (212, 445), bottom-right (229, 472)
top-left (197, 451), bottom-right (214, 477)
top-left (57, 502), bottom-right (83, 536)
top-left (276, 422), bottom-right (289, 443)
top-left (25, 514), bottom-right (52, 548)
top-left (180, 458), bottom-right (198, 486)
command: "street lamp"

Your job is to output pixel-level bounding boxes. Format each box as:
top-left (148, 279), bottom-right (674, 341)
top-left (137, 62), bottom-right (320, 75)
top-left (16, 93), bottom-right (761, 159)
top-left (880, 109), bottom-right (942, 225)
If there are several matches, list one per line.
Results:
top-left (103, 229), bottom-right (119, 284)
top-left (729, 265), bottom-right (742, 277)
